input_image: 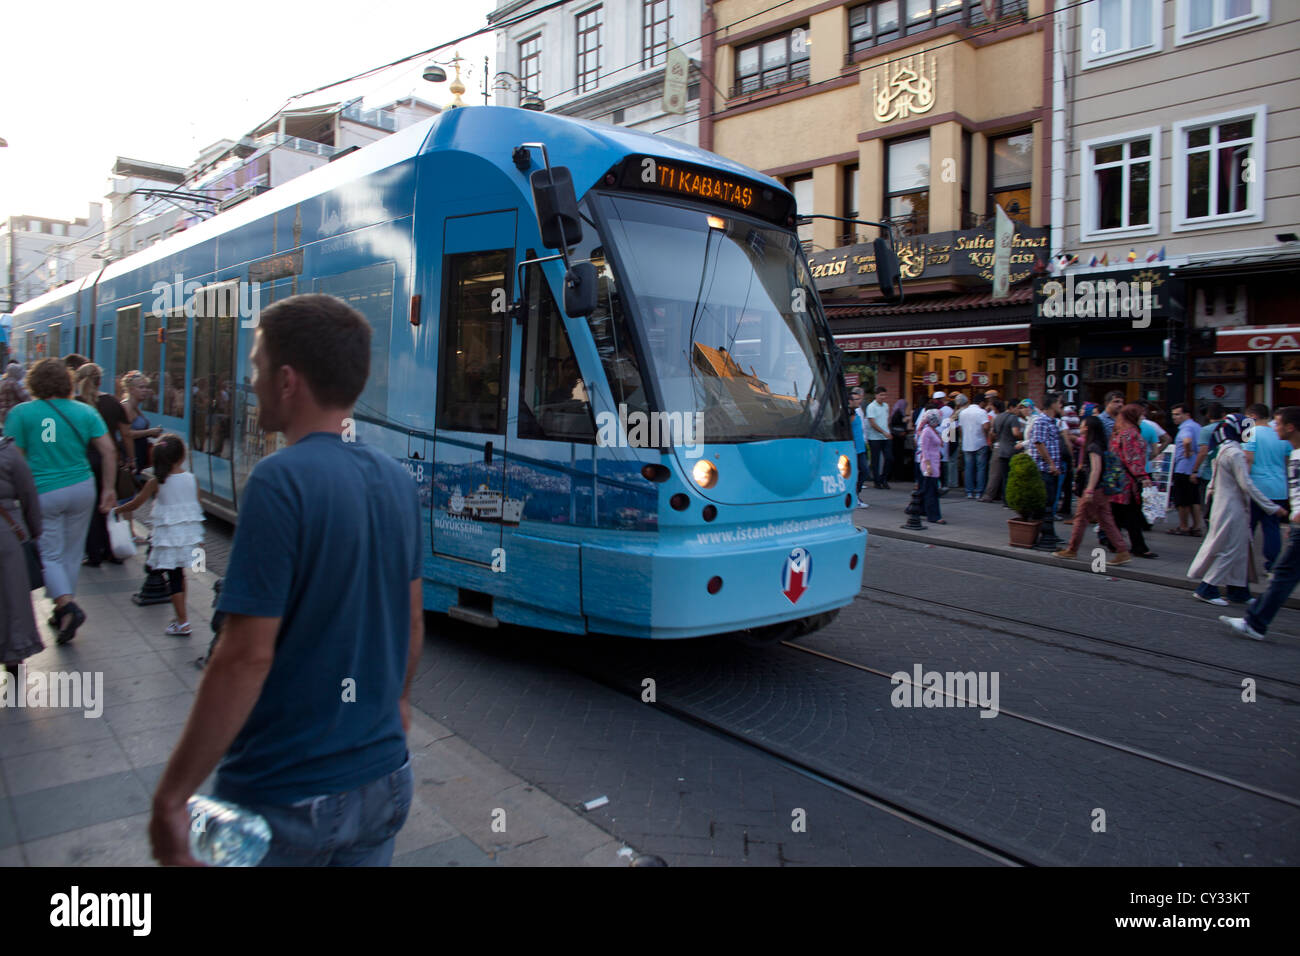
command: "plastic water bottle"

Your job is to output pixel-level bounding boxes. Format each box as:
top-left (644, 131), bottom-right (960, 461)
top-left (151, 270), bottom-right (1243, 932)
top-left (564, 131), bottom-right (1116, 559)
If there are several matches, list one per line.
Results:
top-left (187, 795), bottom-right (272, 867)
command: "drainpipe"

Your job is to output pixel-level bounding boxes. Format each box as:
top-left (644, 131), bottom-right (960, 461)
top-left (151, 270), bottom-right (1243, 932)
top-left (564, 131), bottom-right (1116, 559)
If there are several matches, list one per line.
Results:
top-left (1050, 0), bottom-right (1067, 263)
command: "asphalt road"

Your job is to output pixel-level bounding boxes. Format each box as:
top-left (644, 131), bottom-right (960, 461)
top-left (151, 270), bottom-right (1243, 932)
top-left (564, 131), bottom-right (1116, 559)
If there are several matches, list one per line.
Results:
top-left (202, 521), bottom-right (1300, 865)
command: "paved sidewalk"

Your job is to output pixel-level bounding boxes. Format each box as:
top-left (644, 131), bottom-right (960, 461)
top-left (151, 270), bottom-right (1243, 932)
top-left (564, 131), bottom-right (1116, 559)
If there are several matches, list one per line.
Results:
top-left (855, 482), bottom-right (1300, 607)
top-left (0, 557), bottom-right (631, 867)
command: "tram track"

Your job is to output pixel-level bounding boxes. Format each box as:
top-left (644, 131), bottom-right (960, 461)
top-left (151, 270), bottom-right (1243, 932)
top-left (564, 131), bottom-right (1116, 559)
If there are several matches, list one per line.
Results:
top-left (860, 584), bottom-right (1300, 697)
top-left (779, 638), bottom-right (1300, 810)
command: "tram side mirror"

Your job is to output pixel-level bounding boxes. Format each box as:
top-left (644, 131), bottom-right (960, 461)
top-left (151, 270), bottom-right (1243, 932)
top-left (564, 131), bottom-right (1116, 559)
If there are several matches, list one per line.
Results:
top-left (531, 166), bottom-right (583, 250)
top-left (874, 237), bottom-right (903, 304)
top-left (564, 262), bottom-right (598, 318)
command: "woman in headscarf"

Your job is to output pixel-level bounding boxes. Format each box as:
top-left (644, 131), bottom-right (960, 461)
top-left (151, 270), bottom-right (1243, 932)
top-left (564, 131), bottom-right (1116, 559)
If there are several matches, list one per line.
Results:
top-left (890, 398), bottom-right (910, 482)
top-left (1188, 413), bottom-right (1285, 606)
top-left (917, 409), bottom-right (946, 524)
top-left (0, 431), bottom-right (43, 673)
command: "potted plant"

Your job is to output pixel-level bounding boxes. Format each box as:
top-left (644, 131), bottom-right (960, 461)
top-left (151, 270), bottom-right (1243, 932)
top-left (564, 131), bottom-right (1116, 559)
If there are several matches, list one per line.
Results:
top-left (1005, 453), bottom-right (1046, 548)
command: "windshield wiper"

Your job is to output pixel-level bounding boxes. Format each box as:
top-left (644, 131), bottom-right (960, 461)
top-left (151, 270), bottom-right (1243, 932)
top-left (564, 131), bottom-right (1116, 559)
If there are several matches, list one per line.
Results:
top-left (805, 343), bottom-right (844, 439)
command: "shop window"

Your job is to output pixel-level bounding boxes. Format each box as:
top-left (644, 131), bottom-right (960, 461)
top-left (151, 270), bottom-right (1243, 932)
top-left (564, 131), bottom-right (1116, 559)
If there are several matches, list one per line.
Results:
top-left (885, 135), bottom-right (930, 235)
top-left (1080, 0), bottom-right (1161, 69)
top-left (988, 130), bottom-right (1033, 224)
top-left (733, 25), bottom-right (809, 97)
top-left (1080, 128), bottom-right (1159, 241)
top-left (1172, 107), bottom-right (1265, 231)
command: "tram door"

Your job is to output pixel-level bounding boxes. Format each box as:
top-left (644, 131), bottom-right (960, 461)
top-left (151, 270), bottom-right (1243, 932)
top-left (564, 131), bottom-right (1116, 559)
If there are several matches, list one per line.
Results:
top-left (432, 211), bottom-right (516, 566)
top-left (190, 282), bottom-right (237, 513)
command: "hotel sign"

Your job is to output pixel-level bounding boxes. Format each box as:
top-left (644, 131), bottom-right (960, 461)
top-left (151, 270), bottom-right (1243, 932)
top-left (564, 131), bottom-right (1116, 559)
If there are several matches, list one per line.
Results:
top-left (808, 225), bottom-right (1048, 291)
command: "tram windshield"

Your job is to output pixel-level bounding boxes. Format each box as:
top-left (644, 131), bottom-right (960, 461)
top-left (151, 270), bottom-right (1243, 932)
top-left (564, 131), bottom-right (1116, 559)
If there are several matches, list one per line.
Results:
top-left (590, 193), bottom-right (846, 442)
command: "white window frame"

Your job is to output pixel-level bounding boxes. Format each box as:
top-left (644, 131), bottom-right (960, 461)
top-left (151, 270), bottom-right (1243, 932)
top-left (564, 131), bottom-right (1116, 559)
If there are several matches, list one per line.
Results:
top-left (1175, 0), bottom-right (1268, 45)
top-left (1171, 106), bottom-right (1266, 232)
top-left (1078, 127), bottom-right (1161, 242)
top-left (1079, 0), bottom-right (1163, 70)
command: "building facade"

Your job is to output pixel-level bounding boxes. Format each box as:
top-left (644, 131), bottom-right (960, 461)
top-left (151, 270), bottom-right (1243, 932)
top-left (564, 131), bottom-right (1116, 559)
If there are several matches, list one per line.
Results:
top-left (491, 0), bottom-right (703, 144)
top-left (1, 207), bottom-right (102, 312)
top-left (705, 0), bottom-right (1045, 413)
top-left (1042, 0), bottom-right (1299, 419)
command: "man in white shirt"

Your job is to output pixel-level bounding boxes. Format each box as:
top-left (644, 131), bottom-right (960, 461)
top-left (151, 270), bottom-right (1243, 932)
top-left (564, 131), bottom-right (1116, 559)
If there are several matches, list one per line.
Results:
top-left (958, 395), bottom-right (990, 499)
top-left (865, 385), bottom-right (892, 489)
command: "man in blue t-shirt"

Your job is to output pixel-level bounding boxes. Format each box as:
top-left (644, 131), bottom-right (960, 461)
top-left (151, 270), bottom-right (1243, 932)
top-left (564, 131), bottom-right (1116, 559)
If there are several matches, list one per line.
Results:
top-left (1244, 402), bottom-right (1291, 571)
top-left (150, 293), bottom-right (423, 867)
top-left (1169, 403), bottom-right (1204, 535)
top-left (1194, 402), bottom-right (1226, 514)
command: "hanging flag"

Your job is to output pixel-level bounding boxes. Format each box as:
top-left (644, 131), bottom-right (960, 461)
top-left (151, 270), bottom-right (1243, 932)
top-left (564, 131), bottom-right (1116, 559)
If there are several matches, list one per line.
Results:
top-left (1087, 254), bottom-right (1099, 267)
top-left (662, 46), bottom-right (689, 115)
top-left (1158, 246), bottom-right (1166, 261)
top-left (1127, 248), bottom-right (1137, 263)
top-left (993, 204), bottom-right (1014, 299)
top-left (1145, 248), bottom-right (1158, 262)
top-left (1100, 252), bottom-right (1109, 265)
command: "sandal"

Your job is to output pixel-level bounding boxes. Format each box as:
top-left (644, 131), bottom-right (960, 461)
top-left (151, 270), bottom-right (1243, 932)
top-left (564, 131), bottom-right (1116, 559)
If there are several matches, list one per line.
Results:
top-left (165, 621), bottom-right (192, 637)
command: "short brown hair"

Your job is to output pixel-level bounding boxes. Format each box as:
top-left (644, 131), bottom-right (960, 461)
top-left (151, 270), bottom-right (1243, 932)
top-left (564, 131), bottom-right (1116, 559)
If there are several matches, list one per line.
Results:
top-left (64, 353), bottom-right (90, 371)
top-left (26, 357), bottom-right (73, 399)
top-left (258, 294), bottom-right (371, 408)
top-left (1118, 403), bottom-right (1144, 428)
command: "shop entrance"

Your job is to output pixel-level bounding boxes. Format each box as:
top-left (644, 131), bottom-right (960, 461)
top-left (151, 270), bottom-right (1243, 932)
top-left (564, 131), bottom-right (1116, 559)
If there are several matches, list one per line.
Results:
top-left (908, 346), bottom-right (1022, 412)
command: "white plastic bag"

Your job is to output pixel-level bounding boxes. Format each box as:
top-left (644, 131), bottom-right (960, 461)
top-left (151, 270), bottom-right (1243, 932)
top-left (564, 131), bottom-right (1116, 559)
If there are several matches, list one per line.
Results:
top-left (1140, 484), bottom-right (1165, 525)
top-left (108, 513), bottom-right (136, 560)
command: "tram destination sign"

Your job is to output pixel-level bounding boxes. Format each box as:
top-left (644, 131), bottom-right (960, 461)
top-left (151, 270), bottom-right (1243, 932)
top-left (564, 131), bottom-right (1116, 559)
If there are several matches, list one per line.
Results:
top-left (807, 225), bottom-right (1049, 290)
top-left (609, 155), bottom-right (795, 226)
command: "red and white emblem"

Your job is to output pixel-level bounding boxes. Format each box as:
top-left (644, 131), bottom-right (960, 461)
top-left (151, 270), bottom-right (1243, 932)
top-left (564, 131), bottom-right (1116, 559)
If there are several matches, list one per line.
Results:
top-left (781, 547), bottom-right (812, 604)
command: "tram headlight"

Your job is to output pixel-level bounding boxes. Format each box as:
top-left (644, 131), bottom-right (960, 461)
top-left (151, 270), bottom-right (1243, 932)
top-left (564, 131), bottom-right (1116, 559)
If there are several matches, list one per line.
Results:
top-left (693, 460), bottom-right (718, 489)
top-left (837, 454), bottom-right (851, 478)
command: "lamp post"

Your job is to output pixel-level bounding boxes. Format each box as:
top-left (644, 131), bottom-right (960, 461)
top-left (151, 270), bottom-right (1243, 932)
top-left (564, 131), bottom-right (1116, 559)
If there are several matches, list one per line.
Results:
top-left (421, 50), bottom-right (468, 109)
top-left (493, 72), bottom-right (545, 111)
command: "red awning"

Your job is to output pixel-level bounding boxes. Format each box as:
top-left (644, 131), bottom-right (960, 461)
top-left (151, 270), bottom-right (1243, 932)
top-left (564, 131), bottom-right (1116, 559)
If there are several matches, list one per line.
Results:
top-left (823, 286), bottom-right (1034, 319)
top-left (1216, 326), bottom-right (1300, 354)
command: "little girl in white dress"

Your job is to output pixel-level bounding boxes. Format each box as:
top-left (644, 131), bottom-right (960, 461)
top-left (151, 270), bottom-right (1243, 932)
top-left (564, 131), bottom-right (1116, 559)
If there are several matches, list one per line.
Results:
top-left (114, 433), bottom-right (205, 635)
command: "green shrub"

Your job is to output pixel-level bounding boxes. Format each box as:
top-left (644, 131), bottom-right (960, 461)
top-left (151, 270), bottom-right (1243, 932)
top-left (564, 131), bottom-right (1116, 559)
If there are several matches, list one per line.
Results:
top-left (1005, 453), bottom-right (1046, 520)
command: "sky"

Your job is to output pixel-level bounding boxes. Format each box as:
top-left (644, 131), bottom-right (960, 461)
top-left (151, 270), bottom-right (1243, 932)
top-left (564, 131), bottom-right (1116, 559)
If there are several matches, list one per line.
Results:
top-left (0, 0), bottom-right (499, 224)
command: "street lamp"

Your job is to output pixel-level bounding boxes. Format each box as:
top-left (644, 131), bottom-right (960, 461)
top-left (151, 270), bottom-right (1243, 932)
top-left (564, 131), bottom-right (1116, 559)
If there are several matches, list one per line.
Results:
top-left (493, 72), bottom-right (545, 111)
top-left (421, 51), bottom-right (468, 109)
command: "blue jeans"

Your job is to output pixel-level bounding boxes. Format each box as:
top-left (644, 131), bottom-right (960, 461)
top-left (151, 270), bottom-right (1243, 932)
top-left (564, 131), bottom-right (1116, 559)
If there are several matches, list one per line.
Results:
top-left (868, 439), bottom-right (891, 486)
top-left (1250, 499), bottom-right (1288, 570)
top-left (1247, 525), bottom-right (1300, 635)
top-left (920, 475), bottom-right (942, 521)
top-left (963, 450), bottom-right (988, 496)
top-left (217, 755), bottom-right (414, 866)
top-left (855, 451), bottom-right (868, 493)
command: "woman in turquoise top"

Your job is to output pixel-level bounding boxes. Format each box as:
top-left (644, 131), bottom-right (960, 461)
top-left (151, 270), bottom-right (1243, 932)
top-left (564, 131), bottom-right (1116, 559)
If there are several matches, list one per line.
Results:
top-left (2, 358), bottom-right (117, 644)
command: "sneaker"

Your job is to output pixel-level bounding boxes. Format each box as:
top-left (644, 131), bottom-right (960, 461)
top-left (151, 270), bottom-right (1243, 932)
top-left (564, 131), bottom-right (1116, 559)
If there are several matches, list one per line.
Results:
top-left (1052, 549), bottom-right (1077, 559)
top-left (857, 492), bottom-right (870, 506)
top-left (1110, 551), bottom-right (1132, 566)
top-left (1219, 616), bottom-right (1265, 641)
top-left (165, 621), bottom-right (192, 637)
top-left (56, 602), bottom-right (86, 645)
top-left (1194, 592), bottom-right (1229, 607)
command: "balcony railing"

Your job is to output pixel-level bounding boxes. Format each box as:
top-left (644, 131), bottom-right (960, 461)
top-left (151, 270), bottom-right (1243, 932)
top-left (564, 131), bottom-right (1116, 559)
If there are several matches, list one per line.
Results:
top-left (256, 133), bottom-right (342, 158)
top-left (729, 60), bottom-right (810, 99)
top-left (341, 102), bottom-right (398, 131)
top-left (881, 213), bottom-right (929, 238)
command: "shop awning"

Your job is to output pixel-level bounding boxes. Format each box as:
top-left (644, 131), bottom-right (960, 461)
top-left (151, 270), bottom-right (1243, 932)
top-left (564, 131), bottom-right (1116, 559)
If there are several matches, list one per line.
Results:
top-left (834, 323), bottom-right (1031, 352)
top-left (1216, 326), bottom-right (1300, 354)
top-left (823, 286), bottom-right (1034, 319)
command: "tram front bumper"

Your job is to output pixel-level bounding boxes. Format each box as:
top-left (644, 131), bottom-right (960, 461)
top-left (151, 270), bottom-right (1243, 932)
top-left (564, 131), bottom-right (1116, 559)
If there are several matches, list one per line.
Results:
top-left (581, 524), bottom-right (867, 639)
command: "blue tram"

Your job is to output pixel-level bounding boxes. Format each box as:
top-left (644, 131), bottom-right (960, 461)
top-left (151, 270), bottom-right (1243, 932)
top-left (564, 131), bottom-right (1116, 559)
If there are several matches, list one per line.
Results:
top-left (11, 107), bottom-right (888, 640)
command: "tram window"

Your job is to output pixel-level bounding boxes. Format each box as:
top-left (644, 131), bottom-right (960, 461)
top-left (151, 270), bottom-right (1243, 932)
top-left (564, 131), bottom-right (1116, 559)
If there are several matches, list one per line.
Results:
top-left (117, 306), bottom-right (141, 390)
top-left (314, 262), bottom-right (394, 420)
top-left (439, 251), bottom-right (510, 434)
top-left (49, 323), bottom-right (61, 360)
top-left (584, 246), bottom-right (647, 417)
top-left (165, 313), bottom-right (188, 418)
top-left (141, 313), bottom-right (161, 413)
top-left (518, 265), bottom-right (594, 442)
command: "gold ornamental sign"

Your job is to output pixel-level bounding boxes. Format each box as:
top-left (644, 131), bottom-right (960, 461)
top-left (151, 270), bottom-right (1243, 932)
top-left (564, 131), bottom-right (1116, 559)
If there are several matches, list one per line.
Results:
top-left (872, 52), bottom-right (937, 123)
